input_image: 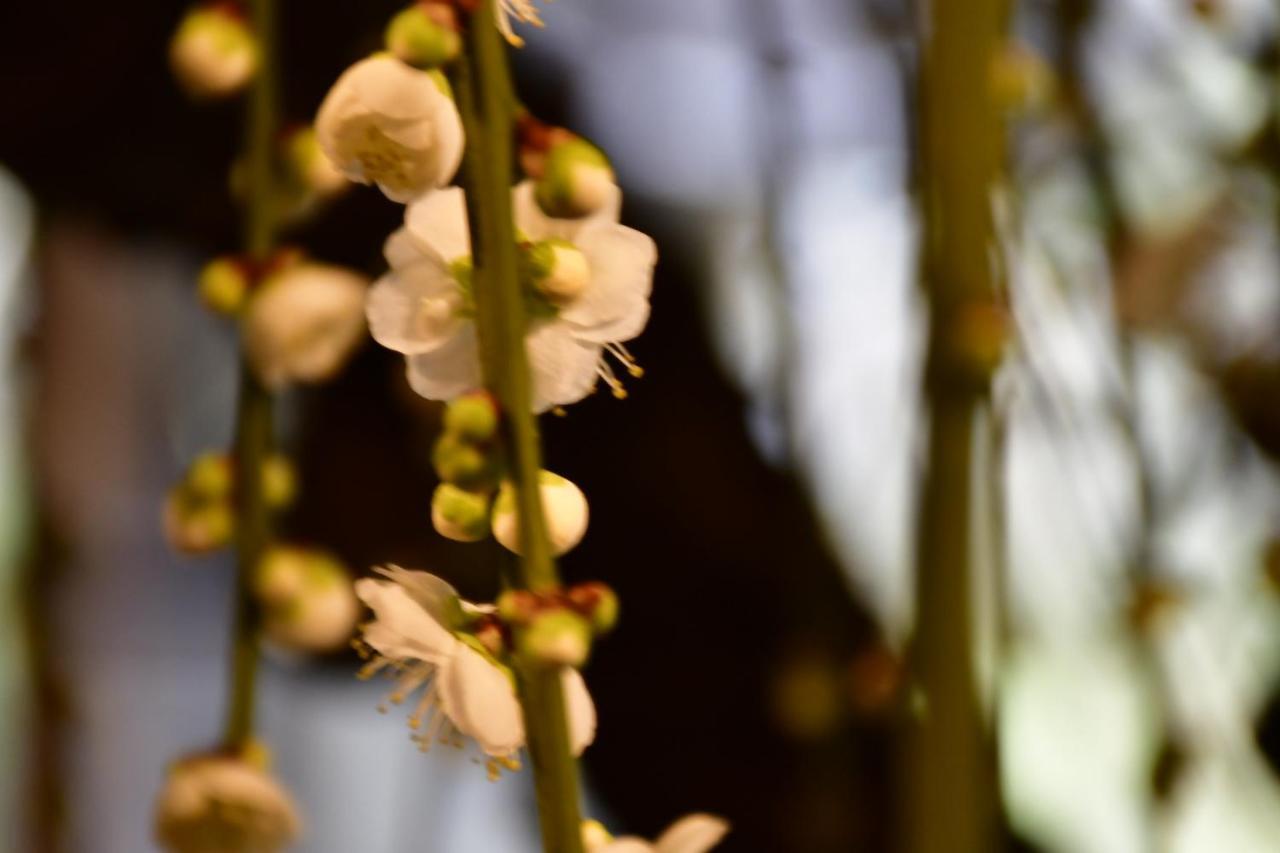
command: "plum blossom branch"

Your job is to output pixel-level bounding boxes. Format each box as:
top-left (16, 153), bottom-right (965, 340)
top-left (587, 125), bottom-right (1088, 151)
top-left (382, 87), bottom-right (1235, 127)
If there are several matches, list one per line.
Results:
top-left (449, 1), bottom-right (585, 847)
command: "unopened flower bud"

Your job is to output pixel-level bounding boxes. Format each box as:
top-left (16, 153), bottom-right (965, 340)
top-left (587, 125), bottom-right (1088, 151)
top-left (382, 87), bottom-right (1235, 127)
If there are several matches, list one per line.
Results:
top-left (169, 4), bottom-right (259, 100)
top-left (261, 454), bottom-right (297, 508)
top-left (535, 138), bottom-right (616, 219)
top-left (256, 546), bottom-right (360, 654)
top-left (492, 471), bottom-right (589, 556)
top-left (154, 752), bottom-right (300, 853)
top-left (529, 240), bottom-right (591, 305)
top-left (431, 483), bottom-right (491, 542)
top-left (385, 3), bottom-right (461, 68)
top-left (187, 451), bottom-right (234, 500)
top-left (432, 433), bottom-right (499, 490)
top-left (284, 126), bottom-right (349, 199)
top-left (164, 490), bottom-right (235, 555)
top-left (568, 582), bottom-right (619, 635)
top-left (581, 819), bottom-right (615, 850)
top-left (198, 257), bottom-right (250, 315)
top-left (520, 609), bottom-right (592, 668)
top-left (444, 392), bottom-right (499, 443)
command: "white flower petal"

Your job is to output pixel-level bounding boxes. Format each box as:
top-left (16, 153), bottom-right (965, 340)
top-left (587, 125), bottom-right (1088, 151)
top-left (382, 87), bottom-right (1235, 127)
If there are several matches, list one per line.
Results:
top-left (348, 55), bottom-right (443, 123)
top-left (439, 644), bottom-right (525, 757)
top-left (406, 187), bottom-right (472, 264)
top-left (562, 223), bottom-right (657, 343)
top-left (513, 179), bottom-right (622, 242)
top-left (384, 227), bottom-right (421, 270)
top-left (375, 566), bottom-right (462, 627)
top-left (406, 323), bottom-right (484, 401)
top-left (525, 322), bottom-right (603, 412)
top-left (355, 579), bottom-right (457, 664)
top-left (367, 258), bottom-right (464, 355)
top-left (653, 816), bottom-right (730, 853)
top-left (562, 667), bottom-right (597, 756)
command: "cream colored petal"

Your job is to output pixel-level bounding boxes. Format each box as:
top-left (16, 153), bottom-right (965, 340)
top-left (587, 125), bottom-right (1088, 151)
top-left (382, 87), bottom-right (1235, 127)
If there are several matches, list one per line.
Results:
top-left (383, 227), bottom-right (421, 270)
top-left (406, 187), bottom-right (472, 263)
top-left (367, 258), bottom-right (463, 355)
top-left (406, 323), bottom-right (484, 401)
top-left (349, 55), bottom-right (442, 122)
top-left (355, 579), bottom-right (457, 664)
top-left (428, 95), bottom-right (466, 189)
top-left (375, 566), bottom-right (463, 627)
top-left (525, 321), bottom-right (602, 412)
top-left (561, 223), bottom-right (657, 344)
top-left (653, 815), bottom-right (730, 853)
top-left (439, 645), bottom-right (525, 757)
top-left (562, 667), bottom-right (597, 756)
top-left (601, 841), bottom-right (655, 853)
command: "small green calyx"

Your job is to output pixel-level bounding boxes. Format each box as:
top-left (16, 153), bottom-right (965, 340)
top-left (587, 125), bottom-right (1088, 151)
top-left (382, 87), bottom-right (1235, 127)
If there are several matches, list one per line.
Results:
top-left (385, 4), bottom-right (461, 69)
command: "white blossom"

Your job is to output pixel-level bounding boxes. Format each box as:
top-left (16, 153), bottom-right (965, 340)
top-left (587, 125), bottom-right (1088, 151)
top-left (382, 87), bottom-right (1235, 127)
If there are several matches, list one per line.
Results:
top-left (355, 566), bottom-right (597, 774)
top-left (242, 262), bottom-right (368, 389)
top-left (583, 815), bottom-right (730, 853)
top-left (316, 55), bottom-right (464, 203)
top-left (367, 182), bottom-right (655, 412)
top-left (154, 754), bottom-right (301, 853)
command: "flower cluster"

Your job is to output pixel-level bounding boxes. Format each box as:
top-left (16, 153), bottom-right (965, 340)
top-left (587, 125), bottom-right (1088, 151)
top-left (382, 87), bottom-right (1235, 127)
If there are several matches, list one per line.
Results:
top-left (427, 393), bottom-right (591, 552)
top-left (354, 566), bottom-right (598, 778)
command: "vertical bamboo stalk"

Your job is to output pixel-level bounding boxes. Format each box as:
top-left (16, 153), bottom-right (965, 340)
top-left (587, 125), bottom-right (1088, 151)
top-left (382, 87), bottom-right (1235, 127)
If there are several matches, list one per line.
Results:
top-left (451, 3), bottom-right (584, 850)
top-left (901, 1), bottom-right (1009, 851)
top-left (222, 0), bottom-right (278, 747)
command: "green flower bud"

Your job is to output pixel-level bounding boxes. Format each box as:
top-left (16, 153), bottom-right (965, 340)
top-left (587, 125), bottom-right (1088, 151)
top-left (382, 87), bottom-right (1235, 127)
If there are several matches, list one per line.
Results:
top-left (529, 240), bottom-right (590, 305)
top-left (520, 609), bottom-right (592, 668)
top-left (256, 546), bottom-right (359, 653)
top-left (492, 471), bottom-right (589, 556)
top-left (535, 138), bottom-right (615, 219)
top-left (444, 392), bottom-right (499, 443)
top-left (253, 546), bottom-right (308, 607)
top-left (261, 454), bottom-right (297, 508)
top-left (432, 433), bottom-right (500, 490)
top-left (284, 126), bottom-right (349, 198)
top-left (164, 490), bottom-right (235, 555)
top-left (385, 4), bottom-right (461, 69)
top-left (198, 257), bottom-right (249, 315)
top-left (431, 483), bottom-right (491, 542)
top-left (187, 451), bottom-right (234, 499)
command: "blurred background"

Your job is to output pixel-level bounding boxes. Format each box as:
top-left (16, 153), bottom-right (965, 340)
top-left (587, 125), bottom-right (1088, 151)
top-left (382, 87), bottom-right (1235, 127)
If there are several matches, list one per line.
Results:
top-left (5, 0), bottom-right (1280, 850)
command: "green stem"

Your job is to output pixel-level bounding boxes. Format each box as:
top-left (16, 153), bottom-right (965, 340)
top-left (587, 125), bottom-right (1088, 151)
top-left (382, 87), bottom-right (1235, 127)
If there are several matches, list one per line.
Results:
top-left (900, 1), bottom-right (1009, 851)
top-left (222, 0), bottom-right (279, 748)
top-left (451, 4), bottom-right (584, 851)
